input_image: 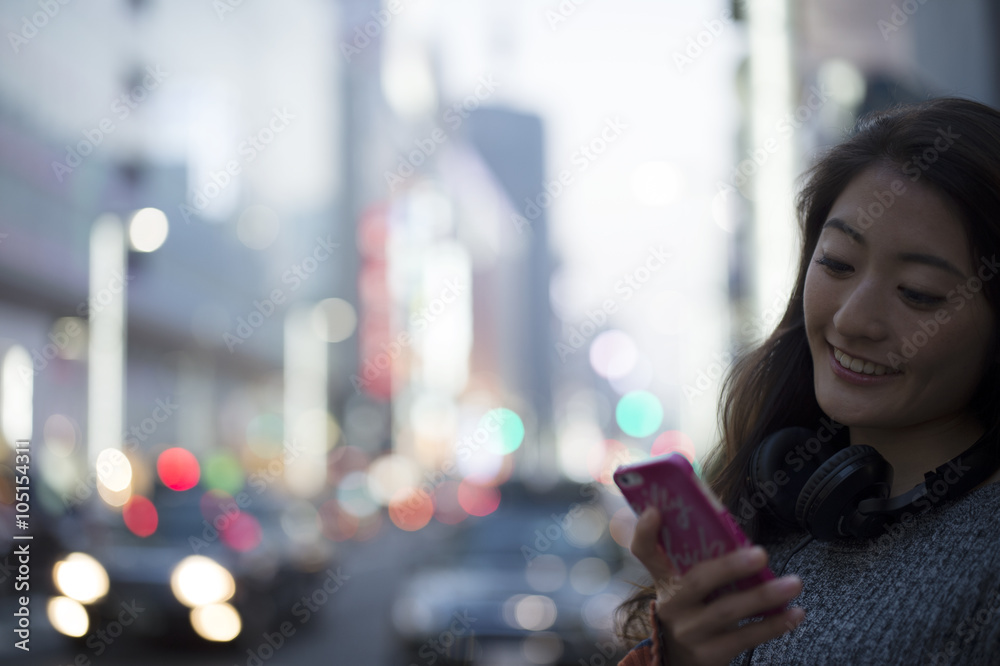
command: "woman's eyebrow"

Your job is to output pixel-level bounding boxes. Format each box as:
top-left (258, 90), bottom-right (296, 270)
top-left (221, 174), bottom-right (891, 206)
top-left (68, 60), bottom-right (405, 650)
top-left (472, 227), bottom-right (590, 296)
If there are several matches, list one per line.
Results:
top-left (821, 218), bottom-right (967, 279)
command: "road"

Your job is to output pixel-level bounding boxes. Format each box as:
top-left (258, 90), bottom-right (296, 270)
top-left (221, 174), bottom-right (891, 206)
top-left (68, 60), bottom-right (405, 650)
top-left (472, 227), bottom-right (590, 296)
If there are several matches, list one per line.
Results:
top-left (5, 520), bottom-right (453, 666)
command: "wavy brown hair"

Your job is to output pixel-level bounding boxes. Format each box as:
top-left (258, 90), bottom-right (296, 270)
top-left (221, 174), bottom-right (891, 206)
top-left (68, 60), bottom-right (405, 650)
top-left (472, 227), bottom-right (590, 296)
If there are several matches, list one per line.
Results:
top-left (615, 96), bottom-right (1000, 648)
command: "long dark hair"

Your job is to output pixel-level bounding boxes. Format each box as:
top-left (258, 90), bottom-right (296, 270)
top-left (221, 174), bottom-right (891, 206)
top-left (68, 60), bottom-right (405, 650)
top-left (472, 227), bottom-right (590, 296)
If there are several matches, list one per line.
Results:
top-left (615, 96), bottom-right (1000, 647)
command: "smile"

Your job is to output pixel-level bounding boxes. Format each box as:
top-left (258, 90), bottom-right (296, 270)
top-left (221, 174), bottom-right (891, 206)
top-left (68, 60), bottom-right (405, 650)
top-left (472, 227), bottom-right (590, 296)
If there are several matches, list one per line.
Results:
top-left (828, 344), bottom-right (904, 384)
top-left (832, 345), bottom-right (902, 376)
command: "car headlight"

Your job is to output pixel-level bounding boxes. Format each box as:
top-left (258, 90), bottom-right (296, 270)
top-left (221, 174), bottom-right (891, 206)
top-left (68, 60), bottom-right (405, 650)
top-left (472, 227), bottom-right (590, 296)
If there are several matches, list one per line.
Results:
top-left (170, 555), bottom-right (235, 608)
top-left (53, 553), bottom-right (109, 604)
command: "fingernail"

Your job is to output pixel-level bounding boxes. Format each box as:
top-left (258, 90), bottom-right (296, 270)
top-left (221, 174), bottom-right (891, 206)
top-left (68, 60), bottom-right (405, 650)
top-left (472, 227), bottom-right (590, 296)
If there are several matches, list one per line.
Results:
top-left (740, 546), bottom-right (763, 564)
top-left (777, 575), bottom-right (801, 591)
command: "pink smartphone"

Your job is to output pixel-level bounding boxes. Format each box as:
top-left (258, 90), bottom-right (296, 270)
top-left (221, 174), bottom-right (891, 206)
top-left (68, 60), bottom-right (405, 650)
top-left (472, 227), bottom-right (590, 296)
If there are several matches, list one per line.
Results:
top-left (613, 453), bottom-right (782, 615)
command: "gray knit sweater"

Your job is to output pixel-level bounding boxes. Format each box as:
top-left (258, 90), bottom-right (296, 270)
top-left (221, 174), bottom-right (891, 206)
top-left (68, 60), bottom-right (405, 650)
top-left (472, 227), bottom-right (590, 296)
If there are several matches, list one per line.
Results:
top-left (730, 480), bottom-right (1000, 665)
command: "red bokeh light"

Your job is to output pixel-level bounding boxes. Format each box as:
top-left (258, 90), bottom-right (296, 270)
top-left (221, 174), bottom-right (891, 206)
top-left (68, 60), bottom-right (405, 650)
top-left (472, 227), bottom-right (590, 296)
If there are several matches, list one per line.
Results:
top-left (157, 447), bottom-right (201, 491)
top-left (388, 487), bottom-right (434, 531)
top-left (221, 512), bottom-right (262, 552)
top-left (122, 496), bottom-right (158, 538)
top-left (651, 430), bottom-right (696, 461)
top-left (457, 480), bottom-right (501, 517)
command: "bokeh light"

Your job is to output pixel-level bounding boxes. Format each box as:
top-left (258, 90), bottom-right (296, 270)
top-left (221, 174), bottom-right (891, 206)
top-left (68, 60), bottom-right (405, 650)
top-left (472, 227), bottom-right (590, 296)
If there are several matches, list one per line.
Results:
top-left (43, 413), bottom-right (77, 457)
top-left (388, 487), bottom-right (434, 531)
top-left (483, 408), bottom-right (525, 455)
top-left (122, 496), bottom-right (158, 537)
top-left (652, 430), bottom-right (696, 461)
top-left (191, 603), bottom-right (242, 642)
top-left (589, 330), bottom-right (638, 380)
top-left (237, 204), bottom-right (280, 250)
top-left (337, 471), bottom-right (380, 518)
top-left (202, 453), bottom-right (245, 494)
top-left (96, 448), bottom-right (132, 492)
top-left (128, 207), bottom-right (169, 252)
top-left (615, 391), bottom-right (663, 438)
top-left (457, 480), bottom-right (501, 517)
top-left (157, 447), bottom-right (201, 491)
top-left (609, 506), bottom-right (638, 549)
top-left (222, 513), bottom-right (262, 552)
top-left (311, 298), bottom-right (358, 343)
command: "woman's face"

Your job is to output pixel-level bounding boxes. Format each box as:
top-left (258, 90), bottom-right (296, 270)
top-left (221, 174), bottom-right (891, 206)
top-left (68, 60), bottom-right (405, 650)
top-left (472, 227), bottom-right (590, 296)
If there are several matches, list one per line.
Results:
top-left (803, 164), bottom-right (996, 430)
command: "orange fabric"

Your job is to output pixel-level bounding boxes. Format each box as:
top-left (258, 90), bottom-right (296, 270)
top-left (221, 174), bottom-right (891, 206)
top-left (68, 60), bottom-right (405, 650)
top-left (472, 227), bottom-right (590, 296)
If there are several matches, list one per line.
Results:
top-left (618, 601), bottom-right (666, 666)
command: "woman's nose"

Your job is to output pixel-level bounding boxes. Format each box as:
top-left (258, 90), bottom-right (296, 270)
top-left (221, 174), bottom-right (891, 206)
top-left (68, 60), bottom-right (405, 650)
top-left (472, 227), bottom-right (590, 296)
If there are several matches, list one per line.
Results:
top-left (831, 281), bottom-right (889, 341)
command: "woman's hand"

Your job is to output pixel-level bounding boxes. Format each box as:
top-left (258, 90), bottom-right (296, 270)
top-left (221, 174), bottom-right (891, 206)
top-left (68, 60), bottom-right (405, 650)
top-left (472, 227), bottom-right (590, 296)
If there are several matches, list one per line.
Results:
top-left (629, 507), bottom-right (806, 666)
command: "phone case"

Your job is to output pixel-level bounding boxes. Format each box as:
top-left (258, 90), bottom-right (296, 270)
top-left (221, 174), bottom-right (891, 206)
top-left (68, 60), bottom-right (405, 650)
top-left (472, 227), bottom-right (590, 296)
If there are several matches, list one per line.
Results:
top-left (614, 453), bottom-right (783, 615)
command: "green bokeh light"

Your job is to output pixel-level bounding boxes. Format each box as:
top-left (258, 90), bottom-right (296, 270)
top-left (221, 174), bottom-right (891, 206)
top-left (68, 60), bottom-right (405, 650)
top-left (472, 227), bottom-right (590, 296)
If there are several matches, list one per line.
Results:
top-left (482, 408), bottom-right (525, 455)
top-left (615, 391), bottom-right (663, 438)
top-left (203, 453), bottom-right (245, 494)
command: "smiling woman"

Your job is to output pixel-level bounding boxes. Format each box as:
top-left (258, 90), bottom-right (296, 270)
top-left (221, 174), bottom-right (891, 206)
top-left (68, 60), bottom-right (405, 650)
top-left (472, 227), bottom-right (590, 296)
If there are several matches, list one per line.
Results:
top-left (615, 98), bottom-right (1000, 666)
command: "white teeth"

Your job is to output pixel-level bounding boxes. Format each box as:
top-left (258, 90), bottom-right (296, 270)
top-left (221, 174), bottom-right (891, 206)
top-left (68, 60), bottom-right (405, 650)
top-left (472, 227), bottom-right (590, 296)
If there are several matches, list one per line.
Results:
top-left (834, 347), bottom-right (901, 376)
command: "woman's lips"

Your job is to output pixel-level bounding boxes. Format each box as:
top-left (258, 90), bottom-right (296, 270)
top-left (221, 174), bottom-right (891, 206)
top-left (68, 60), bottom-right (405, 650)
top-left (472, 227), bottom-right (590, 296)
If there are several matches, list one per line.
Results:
top-left (827, 344), bottom-right (904, 386)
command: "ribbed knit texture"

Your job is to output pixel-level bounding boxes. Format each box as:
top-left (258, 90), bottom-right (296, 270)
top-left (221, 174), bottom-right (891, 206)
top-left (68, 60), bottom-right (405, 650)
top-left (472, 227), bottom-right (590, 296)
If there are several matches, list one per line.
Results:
top-left (731, 479), bottom-right (1000, 665)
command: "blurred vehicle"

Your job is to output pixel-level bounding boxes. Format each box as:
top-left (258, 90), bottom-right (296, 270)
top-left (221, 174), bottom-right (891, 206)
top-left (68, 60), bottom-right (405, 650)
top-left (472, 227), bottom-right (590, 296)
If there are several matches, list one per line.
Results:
top-left (391, 481), bottom-right (631, 666)
top-left (45, 480), bottom-right (335, 651)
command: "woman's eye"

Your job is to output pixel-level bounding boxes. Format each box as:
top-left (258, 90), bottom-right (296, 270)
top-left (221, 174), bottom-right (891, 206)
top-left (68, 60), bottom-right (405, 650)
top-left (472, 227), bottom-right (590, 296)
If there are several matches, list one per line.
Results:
top-left (814, 255), bottom-right (851, 274)
top-left (815, 254), bottom-right (945, 307)
top-left (900, 288), bottom-right (945, 306)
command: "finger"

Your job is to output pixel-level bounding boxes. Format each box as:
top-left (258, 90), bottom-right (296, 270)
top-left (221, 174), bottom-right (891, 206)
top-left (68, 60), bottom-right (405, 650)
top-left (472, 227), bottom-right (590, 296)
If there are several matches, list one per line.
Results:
top-left (696, 607), bottom-right (805, 664)
top-left (629, 507), bottom-right (677, 581)
top-left (665, 545), bottom-right (769, 612)
top-left (685, 574), bottom-right (803, 642)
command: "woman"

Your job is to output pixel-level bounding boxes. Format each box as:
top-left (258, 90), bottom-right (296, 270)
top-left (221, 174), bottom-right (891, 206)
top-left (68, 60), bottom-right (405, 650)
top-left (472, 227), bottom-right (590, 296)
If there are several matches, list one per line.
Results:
top-left (615, 97), bottom-right (1000, 665)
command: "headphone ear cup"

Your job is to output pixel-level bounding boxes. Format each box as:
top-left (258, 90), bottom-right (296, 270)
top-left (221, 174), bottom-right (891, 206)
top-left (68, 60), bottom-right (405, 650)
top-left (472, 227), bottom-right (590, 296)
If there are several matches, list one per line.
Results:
top-left (795, 445), bottom-right (892, 540)
top-left (750, 427), bottom-right (848, 529)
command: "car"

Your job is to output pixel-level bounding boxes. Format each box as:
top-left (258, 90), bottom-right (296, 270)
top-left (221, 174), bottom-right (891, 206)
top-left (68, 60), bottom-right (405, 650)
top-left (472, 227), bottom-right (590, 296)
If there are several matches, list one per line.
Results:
top-left (391, 480), bottom-right (632, 666)
top-left (45, 481), bottom-right (335, 653)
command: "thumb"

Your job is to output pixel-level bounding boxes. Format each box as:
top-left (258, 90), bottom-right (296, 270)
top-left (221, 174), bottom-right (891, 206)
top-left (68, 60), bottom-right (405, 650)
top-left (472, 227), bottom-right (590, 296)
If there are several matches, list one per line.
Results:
top-left (631, 507), bottom-right (679, 581)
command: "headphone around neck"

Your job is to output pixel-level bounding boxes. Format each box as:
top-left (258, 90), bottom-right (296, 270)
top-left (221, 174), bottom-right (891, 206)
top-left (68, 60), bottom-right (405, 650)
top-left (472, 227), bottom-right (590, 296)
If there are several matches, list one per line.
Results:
top-left (747, 421), bottom-right (1000, 541)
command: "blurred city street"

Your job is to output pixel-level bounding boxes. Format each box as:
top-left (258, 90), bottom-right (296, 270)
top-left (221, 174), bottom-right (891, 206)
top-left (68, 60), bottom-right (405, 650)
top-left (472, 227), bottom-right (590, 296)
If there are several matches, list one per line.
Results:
top-left (0, 0), bottom-right (996, 664)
